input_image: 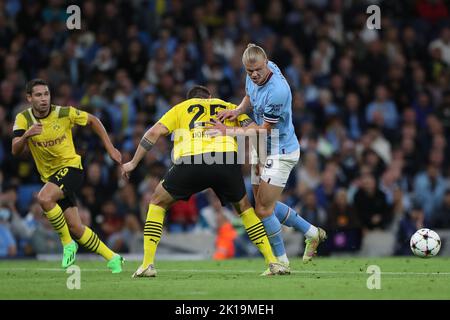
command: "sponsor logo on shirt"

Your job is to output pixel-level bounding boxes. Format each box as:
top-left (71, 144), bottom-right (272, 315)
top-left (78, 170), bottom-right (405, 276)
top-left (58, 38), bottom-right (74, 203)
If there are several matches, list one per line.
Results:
top-left (30, 134), bottom-right (67, 148)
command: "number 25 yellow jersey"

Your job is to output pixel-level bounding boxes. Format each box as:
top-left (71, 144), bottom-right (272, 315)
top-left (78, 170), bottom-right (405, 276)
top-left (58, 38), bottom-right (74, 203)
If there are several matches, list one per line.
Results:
top-left (158, 98), bottom-right (251, 161)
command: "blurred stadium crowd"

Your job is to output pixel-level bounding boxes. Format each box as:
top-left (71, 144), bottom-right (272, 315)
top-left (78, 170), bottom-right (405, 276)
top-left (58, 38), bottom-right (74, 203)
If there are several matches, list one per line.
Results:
top-left (2, 0), bottom-right (450, 258)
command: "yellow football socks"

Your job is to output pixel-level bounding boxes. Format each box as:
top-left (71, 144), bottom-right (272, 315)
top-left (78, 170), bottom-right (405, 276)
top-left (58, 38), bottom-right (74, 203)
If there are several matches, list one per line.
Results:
top-left (240, 207), bottom-right (278, 265)
top-left (45, 204), bottom-right (73, 246)
top-left (142, 204), bottom-right (165, 268)
top-left (77, 226), bottom-right (114, 261)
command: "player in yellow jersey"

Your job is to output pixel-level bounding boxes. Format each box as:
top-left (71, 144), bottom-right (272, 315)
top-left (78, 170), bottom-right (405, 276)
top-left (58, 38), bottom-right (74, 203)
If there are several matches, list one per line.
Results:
top-left (122, 85), bottom-right (289, 277)
top-left (11, 79), bottom-right (124, 273)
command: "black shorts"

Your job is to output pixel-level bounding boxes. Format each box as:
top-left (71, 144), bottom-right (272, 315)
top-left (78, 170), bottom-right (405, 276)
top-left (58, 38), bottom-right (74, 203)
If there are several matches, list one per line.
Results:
top-left (48, 167), bottom-right (84, 211)
top-left (162, 152), bottom-right (246, 206)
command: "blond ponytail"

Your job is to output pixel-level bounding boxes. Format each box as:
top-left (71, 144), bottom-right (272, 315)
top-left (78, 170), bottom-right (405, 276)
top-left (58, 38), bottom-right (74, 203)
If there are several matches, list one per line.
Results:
top-left (242, 43), bottom-right (267, 64)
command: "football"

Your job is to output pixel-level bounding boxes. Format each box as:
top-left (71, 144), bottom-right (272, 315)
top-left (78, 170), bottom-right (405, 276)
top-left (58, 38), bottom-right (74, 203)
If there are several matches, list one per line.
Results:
top-left (410, 228), bottom-right (441, 258)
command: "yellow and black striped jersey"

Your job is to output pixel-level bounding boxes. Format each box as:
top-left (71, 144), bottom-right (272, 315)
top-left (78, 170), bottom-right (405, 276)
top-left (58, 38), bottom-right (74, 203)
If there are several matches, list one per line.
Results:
top-left (158, 98), bottom-right (251, 161)
top-left (13, 105), bottom-right (89, 182)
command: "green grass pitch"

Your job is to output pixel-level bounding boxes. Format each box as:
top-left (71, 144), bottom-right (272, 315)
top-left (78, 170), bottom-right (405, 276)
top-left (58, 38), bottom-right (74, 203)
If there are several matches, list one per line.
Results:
top-left (0, 257), bottom-right (449, 299)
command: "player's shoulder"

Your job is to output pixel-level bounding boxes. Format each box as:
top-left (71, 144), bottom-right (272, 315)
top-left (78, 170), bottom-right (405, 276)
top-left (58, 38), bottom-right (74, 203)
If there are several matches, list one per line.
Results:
top-left (173, 99), bottom-right (194, 109)
top-left (268, 60), bottom-right (287, 80)
top-left (55, 105), bottom-right (88, 118)
top-left (54, 104), bottom-right (74, 110)
top-left (182, 97), bottom-right (233, 108)
top-left (208, 97), bottom-right (233, 107)
top-left (13, 108), bottom-right (29, 131)
top-left (51, 104), bottom-right (72, 118)
top-left (268, 60), bottom-right (285, 76)
top-left (266, 79), bottom-right (290, 99)
top-left (16, 106), bottom-right (31, 119)
top-left (267, 60), bottom-right (280, 70)
top-left (14, 106), bottom-right (36, 130)
top-left (14, 106), bottom-right (33, 125)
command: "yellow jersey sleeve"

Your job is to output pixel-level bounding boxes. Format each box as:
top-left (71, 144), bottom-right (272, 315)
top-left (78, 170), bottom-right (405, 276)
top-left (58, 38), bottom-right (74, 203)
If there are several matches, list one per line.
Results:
top-left (236, 113), bottom-right (253, 127)
top-left (69, 106), bottom-right (89, 126)
top-left (158, 105), bottom-right (178, 134)
top-left (218, 101), bottom-right (253, 127)
top-left (13, 112), bottom-right (29, 133)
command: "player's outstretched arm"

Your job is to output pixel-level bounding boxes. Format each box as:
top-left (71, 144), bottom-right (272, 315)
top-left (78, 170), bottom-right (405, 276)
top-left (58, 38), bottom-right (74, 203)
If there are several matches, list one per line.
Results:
top-left (122, 123), bottom-right (169, 178)
top-left (11, 123), bottom-right (43, 156)
top-left (87, 114), bottom-right (122, 164)
top-left (207, 119), bottom-right (273, 137)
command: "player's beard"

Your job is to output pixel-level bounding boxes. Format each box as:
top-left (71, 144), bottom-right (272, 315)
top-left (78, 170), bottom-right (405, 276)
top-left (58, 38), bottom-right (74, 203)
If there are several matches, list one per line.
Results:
top-left (33, 102), bottom-right (50, 116)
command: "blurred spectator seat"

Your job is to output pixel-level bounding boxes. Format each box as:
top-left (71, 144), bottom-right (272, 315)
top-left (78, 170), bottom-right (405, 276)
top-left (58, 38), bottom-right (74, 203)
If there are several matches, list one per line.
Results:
top-left (359, 230), bottom-right (395, 256)
top-left (17, 184), bottom-right (41, 214)
top-left (158, 232), bottom-right (215, 258)
top-left (434, 229), bottom-right (450, 256)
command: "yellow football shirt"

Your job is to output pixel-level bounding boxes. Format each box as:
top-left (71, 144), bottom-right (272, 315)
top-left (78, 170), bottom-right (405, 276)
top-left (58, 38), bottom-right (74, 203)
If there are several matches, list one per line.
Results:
top-left (13, 105), bottom-right (89, 182)
top-left (158, 98), bottom-right (252, 161)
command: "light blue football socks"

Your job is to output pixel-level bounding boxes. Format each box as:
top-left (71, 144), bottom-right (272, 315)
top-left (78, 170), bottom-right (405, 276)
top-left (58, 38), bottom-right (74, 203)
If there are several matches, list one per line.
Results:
top-left (261, 214), bottom-right (287, 261)
top-left (274, 201), bottom-right (311, 232)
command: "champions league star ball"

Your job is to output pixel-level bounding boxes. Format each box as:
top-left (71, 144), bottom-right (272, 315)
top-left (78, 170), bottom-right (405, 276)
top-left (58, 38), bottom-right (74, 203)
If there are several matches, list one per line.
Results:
top-left (410, 228), bottom-right (441, 258)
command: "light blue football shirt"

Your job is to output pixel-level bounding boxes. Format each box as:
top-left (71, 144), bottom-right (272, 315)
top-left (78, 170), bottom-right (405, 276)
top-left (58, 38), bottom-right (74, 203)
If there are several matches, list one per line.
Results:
top-left (245, 61), bottom-right (299, 156)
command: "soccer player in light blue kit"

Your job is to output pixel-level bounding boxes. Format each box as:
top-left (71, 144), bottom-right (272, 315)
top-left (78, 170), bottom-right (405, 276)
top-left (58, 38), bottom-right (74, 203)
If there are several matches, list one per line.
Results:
top-left (214, 44), bottom-right (327, 275)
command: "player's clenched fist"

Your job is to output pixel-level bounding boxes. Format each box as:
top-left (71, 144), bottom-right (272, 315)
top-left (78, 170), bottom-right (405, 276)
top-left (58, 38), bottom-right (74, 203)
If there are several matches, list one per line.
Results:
top-left (25, 123), bottom-right (43, 138)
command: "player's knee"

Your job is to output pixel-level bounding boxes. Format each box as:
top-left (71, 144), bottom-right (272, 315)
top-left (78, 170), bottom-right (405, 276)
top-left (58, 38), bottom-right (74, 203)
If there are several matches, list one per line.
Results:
top-left (37, 192), bottom-right (55, 211)
top-left (150, 194), bottom-right (161, 206)
top-left (233, 196), bottom-right (251, 213)
top-left (150, 194), bottom-right (167, 208)
top-left (150, 189), bottom-right (174, 209)
top-left (255, 204), bottom-right (273, 218)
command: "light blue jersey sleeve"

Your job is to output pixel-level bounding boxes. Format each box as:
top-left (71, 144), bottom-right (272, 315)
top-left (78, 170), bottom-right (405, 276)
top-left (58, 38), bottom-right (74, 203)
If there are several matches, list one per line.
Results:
top-left (263, 87), bottom-right (285, 124)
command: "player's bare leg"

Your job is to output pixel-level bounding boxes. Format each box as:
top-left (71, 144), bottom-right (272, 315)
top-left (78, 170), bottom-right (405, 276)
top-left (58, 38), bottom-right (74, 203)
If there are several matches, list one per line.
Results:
top-left (255, 181), bottom-right (327, 264)
top-left (37, 182), bottom-right (77, 268)
top-left (37, 182), bottom-right (65, 212)
top-left (64, 206), bottom-right (84, 239)
top-left (64, 207), bottom-right (124, 273)
top-left (150, 182), bottom-right (177, 208)
top-left (133, 182), bottom-right (176, 278)
top-left (252, 181), bottom-right (293, 274)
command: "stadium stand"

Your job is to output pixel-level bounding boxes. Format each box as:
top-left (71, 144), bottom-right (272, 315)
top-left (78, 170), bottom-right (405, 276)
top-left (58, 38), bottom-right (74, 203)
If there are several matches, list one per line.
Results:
top-left (1, 0), bottom-right (450, 259)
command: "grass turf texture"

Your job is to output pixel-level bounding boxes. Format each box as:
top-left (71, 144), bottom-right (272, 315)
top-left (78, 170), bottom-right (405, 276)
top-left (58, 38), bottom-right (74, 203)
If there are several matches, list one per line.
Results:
top-left (0, 257), bottom-right (449, 299)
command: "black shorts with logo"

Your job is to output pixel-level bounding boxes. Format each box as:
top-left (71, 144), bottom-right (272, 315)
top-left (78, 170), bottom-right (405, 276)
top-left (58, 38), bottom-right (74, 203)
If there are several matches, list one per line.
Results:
top-left (162, 152), bottom-right (246, 206)
top-left (48, 167), bottom-right (84, 211)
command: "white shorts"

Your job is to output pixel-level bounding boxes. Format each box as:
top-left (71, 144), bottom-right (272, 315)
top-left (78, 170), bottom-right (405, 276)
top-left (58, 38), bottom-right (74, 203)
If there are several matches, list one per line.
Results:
top-left (251, 149), bottom-right (300, 187)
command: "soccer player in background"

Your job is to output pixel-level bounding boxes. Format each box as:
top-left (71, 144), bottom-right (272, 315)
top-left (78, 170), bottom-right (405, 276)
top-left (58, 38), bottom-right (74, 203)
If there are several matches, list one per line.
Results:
top-left (214, 44), bottom-right (327, 273)
top-left (11, 79), bottom-right (124, 273)
top-left (122, 85), bottom-right (289, 277)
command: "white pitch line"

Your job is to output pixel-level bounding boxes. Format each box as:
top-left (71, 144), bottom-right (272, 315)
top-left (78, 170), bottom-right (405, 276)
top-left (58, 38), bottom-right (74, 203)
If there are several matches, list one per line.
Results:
top-left (1, 268), bottom-right (450, 276)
